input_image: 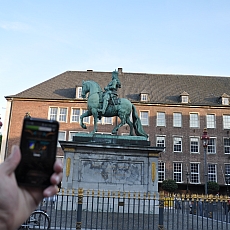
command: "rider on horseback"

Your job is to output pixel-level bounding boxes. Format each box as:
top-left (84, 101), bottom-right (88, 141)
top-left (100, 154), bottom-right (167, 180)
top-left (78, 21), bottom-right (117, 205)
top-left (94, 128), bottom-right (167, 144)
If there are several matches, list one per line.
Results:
top-left (98, 70), bottom-right (121, 114)
top-left (81, 74), bottom-right (148, 138)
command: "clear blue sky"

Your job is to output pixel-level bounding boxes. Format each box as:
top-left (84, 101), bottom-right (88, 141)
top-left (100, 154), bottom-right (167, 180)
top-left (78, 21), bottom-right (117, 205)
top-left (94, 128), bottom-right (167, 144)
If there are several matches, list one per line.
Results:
top-left (1, 0), bottom-right (230, 122)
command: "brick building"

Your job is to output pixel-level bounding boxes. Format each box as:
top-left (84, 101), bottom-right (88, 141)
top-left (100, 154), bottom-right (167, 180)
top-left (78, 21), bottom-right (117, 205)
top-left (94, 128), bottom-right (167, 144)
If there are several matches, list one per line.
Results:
top-left (1, 68), bottom-right (230, 194)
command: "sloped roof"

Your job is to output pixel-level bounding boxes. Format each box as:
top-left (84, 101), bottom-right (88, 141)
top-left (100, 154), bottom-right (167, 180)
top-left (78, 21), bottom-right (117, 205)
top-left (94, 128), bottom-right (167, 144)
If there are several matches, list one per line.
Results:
top-left (6, 70), bottom-right (230, 106)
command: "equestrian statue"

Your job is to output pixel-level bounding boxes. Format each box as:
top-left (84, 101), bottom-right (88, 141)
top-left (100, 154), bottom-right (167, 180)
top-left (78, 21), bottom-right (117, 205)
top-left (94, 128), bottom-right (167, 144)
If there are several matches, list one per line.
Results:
top-left (80, 70), bottom-right (148, 138)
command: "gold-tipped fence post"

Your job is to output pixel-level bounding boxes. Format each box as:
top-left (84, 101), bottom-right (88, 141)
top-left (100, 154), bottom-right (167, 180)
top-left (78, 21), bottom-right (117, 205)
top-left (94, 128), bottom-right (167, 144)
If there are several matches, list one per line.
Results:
top-left (76, 188), bottom-right (83, 230)
top-left (158, 191), bottom-right (164, 230)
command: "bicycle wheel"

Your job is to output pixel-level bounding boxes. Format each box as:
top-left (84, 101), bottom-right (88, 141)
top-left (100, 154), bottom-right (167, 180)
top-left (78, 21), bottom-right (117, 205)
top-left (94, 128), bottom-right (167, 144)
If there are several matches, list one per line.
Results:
top-left (27, 210), bottom-right (50, 229)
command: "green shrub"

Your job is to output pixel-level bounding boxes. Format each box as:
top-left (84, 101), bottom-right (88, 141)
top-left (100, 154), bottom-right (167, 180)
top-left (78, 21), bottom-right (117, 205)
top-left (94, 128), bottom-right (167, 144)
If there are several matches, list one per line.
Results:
top-left (207, 181), bottom-right (219, 194)
top-left (162, 179), bottom-right (178, 193)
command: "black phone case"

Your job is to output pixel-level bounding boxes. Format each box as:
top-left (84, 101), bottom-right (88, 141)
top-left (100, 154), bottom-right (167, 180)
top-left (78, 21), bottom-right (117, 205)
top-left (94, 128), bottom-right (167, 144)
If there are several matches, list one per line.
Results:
top-left (15, 117), bottom-right (59, 188)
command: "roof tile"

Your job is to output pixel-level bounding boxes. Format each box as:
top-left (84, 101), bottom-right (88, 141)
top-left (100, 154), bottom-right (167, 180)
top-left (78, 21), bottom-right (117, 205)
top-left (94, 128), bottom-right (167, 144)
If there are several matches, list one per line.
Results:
top-left (8, 70), bottom-right (230, 106)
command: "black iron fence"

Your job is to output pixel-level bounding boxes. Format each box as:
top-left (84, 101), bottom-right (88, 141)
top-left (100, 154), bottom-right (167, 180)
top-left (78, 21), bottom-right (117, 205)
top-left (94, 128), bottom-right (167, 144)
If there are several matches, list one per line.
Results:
top-left (37, 188), bottom-right (230, 230)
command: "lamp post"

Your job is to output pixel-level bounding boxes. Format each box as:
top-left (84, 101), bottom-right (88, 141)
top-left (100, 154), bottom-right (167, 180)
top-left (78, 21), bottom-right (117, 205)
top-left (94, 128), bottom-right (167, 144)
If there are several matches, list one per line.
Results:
top-left (225, 174), bottom-right (230, 196)
top-left (201, 128), bottom-right (209, 195)
top-left (186, 171), bottom-right (190, 194)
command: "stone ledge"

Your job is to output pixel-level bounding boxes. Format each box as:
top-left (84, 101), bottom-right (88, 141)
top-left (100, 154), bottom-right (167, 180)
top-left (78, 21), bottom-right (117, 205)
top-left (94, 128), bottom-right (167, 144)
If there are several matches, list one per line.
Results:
top-left (72, 133), bottom-right (150, 147)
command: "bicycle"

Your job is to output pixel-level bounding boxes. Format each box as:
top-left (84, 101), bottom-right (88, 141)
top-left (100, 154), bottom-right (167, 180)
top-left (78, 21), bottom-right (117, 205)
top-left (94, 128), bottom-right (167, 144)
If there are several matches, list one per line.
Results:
top-left (18, 209), bottom-right (50, 229)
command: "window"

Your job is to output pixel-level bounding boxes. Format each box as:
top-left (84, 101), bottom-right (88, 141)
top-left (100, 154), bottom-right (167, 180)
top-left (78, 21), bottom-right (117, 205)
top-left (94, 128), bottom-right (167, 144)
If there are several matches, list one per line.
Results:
top-left (207, 138), bottom-right (216, 154)
top-left (76, 87), bottom-right (82, 99)
top-left (156, 136), bottom-right (165, 148)
top-left (223, 115), bottom-right (230, 129)
top-left (190, 113), bottom-right (199, 128)
top-left (71, 108), bottom-right (90, 124)
top-left (224, 138), bottom-right (230, 154)
top-left (104, 117), bottom-right (112, 124)
top-left (157, 112), bottom-right (165, 126)
top-left (58, 131), bottom-right (66, 147)
top-left (206, 114), bottom-right (216, 129)
top-left (190, 137), bottom-right (199, 153)
top-left (140, 111), bottom-right (149, 126)
top-left (49, 107), bottom-right (67, 122)
top-left (225, 164), bottom-right (230, 183)
top-left (208, 164), bottom-right (217, 182)
top-left (59, 108), bottom-right (67, 122)
top-left (158, 162), bottom-right (165, 182)
top-left (141, 93), bottom-right (148, 101)
top-left (190, 163), bottom-right (200, 184)
top-left (173, 113), bottom-right (182, 127)
top-left (173, 137), bottom-right (182, 152)
top-left (173, 163), bottom-right (182, 183)
top-left (181, 96), bottom-right (189, 103)
top-left (49, 107), bottom-right (58, 120)
top-left (71, 108), bottom-right (80, 122)
top-left (97, 117), bottom-right (113, 125)
top-left (180, 91), bottom-right (189, 103)
top-left (222, 97), bottom-right (229, 105)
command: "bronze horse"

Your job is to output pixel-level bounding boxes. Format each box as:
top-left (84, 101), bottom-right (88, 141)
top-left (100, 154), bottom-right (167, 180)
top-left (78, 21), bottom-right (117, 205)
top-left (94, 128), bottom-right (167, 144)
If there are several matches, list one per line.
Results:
top-left (80, 80), bottom-right (148, 138)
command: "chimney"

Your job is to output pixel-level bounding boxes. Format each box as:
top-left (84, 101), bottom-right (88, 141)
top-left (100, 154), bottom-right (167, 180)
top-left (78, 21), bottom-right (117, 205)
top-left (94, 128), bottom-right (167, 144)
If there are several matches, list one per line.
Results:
top-left (118, 68), bottom-right (123, 74)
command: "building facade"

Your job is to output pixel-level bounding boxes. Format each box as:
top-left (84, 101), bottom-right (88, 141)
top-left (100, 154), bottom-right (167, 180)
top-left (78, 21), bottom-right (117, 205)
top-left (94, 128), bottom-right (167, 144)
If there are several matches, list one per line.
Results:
top-left (1, 68), bottom-right (230, 194)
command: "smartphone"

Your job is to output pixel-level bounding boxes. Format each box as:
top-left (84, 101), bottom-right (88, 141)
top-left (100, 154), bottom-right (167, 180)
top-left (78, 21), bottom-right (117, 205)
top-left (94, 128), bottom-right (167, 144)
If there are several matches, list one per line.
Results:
top-left (15, 117), bottom-right (59, 188)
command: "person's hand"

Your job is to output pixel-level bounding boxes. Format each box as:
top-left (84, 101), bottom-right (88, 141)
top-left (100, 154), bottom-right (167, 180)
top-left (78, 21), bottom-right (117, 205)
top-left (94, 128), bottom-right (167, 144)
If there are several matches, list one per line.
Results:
top-left (0, 145), bottom-right (63, 230)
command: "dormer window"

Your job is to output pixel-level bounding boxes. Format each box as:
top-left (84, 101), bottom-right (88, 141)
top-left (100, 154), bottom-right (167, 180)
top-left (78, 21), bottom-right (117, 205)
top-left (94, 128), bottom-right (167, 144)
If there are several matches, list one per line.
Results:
top-left (182, 96), bottom-right (188, 103)
top-left (141, 94), bottom-right (148, 101)
top-left (76, 86), bottom-right (83, 99)
top-left (180, 91), bottom-right (189, 104)
top-left (140, 91), bottom-right (149, 102)
top-left (221, 93), bottom-right (230, 105)
top-left (222, 98), bottom-right (229, 105)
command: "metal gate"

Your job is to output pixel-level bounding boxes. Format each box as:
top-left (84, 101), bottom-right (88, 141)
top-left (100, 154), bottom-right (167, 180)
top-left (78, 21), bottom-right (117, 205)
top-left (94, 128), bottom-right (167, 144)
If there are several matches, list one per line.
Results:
top-left (38, 188), bottom-right (230, 230)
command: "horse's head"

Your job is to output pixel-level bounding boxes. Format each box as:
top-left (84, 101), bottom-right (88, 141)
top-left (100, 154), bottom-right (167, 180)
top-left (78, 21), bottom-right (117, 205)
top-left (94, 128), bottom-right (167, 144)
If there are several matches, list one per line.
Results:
top-left (81, 80), bottom-right (103, 99)
top-left (81, 80), bottom-right (88, 98)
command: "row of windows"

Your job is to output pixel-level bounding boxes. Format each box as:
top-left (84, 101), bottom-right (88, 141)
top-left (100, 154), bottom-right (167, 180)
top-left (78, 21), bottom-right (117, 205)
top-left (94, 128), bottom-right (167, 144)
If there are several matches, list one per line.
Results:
top-left (49, 107), bottom-right (230, 129)
top-left (155, 112), bottom-right (230, 129)
top-left (49, 107), bottom-right (112, 124)
top-left (158, 162), bottom-right (230, 184)
top-left (156, 136), bottom-right (230, 154)
top-left (144, 112), bottom-right (230, 128)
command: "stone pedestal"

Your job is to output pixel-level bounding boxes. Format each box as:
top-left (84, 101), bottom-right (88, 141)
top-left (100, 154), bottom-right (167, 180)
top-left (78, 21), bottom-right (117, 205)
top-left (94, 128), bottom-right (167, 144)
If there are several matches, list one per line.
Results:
top-left (60, 133), bottom-right (163, 194)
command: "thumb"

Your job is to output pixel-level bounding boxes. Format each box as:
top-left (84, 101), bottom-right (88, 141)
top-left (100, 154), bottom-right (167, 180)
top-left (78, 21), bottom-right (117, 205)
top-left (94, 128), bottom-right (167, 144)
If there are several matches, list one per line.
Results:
top-left (4, 145), bottom-right (21, 175)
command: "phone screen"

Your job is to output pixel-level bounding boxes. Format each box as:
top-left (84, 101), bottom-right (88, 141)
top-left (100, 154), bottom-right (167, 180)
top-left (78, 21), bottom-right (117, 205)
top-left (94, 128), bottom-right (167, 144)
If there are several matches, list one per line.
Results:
top-left (15, 117), bottom-right (59, 188)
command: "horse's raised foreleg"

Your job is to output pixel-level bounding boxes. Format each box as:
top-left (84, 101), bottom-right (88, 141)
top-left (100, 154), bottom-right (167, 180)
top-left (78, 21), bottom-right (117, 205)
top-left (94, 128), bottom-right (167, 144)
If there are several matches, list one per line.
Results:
top-left (80, 110), bottom-right (91, 129)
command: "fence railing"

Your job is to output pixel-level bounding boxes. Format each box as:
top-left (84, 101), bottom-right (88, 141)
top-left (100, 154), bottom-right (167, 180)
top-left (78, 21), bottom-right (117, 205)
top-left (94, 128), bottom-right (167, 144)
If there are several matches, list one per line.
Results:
top-left (37, 188), bottom-right (230, 230)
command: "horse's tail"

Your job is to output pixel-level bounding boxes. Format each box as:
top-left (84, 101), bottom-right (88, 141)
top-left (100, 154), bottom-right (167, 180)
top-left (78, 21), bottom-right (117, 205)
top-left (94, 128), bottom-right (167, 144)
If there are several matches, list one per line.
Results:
top-left (132, 104), bottom-right (148, 138)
